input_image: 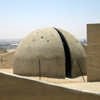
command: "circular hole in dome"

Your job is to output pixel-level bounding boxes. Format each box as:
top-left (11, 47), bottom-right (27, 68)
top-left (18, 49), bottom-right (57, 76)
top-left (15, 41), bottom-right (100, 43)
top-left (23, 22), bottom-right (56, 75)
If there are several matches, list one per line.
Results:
top-left (41, 36), bottom-right (44, 39)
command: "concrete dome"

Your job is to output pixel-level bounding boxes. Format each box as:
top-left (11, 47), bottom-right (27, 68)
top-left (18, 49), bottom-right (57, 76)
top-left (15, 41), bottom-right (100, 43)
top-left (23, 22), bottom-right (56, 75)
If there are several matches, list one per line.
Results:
top-left (14, 27), bottom-right (86, 78)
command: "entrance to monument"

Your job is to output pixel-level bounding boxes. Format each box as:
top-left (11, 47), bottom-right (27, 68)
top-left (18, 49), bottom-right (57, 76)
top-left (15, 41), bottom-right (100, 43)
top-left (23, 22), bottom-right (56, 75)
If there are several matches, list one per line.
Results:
top-left (54, 28), bottom-right (72, 78)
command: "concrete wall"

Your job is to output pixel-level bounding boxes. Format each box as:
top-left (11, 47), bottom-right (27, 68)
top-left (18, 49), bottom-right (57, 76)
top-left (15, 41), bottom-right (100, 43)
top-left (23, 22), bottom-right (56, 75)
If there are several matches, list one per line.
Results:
top-left (0, 51), bottom-right (15, 68)
top-left (0, 72), bottom-right (100, 100)
top-left (87, 24), bottom-right (100, 81)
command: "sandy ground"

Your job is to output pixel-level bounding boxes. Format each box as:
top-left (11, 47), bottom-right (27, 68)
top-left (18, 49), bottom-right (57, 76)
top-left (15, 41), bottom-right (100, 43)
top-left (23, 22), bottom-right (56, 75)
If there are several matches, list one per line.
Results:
top-left (0, 68), bottom-right (87, 83)
top-left (0, 68), bottom-right (13, 73)
top-left (0, 68), bottom-right (100, 92)
top-left (63, 82), bottom-right (100, 92)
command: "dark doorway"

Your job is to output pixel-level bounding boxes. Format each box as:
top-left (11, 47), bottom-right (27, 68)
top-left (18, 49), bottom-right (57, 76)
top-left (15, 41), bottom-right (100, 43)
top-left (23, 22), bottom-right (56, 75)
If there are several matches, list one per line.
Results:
top-left (54, 28), bottom-right (72, 78)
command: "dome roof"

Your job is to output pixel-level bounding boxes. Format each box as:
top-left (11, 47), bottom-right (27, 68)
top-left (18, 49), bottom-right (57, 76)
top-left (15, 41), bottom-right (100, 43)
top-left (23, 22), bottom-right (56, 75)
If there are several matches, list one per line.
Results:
top-left (14, 27), bottom-right (86, 78)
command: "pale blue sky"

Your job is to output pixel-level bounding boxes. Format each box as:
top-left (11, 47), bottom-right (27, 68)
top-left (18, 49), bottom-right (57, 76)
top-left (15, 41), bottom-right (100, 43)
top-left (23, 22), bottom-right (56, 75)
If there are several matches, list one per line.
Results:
top-left (0, 0), bottom-right (100, 39)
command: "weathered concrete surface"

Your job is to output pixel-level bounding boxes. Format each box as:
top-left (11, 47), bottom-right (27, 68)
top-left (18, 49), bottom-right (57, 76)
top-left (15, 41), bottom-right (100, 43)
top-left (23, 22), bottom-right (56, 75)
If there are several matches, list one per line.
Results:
top-left (0, 72), bottom-right (100, 100)
top-left (87, 24), bottom-right (100, 81)
top-left (14, 28), bottom-right (65, 78)
top-left (14, 27), bottom-right (86, 78)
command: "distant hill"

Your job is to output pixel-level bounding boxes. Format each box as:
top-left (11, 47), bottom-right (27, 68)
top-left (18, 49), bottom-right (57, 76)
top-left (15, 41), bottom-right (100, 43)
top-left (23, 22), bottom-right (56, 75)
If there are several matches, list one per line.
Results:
top-left (0, 39), bottom-right (21, 50)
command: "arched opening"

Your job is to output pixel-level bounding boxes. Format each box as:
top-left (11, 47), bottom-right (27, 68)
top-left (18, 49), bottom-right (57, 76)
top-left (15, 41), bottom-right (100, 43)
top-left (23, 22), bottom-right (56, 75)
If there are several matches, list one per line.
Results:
top-left (54, 28), bottom-right (72, 78)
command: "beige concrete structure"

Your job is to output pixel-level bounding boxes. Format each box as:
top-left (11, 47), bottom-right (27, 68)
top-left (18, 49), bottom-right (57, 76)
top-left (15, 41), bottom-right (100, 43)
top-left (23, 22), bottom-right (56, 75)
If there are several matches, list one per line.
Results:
top-left (14, 27), bottom-right (86, 78)
top-left (0, 50), bottom-right (6, 54)
top-left (87, 24), bottom-right (100, 81)
top-left (0, 72), bottom-right (100, 100)
top-left (0, 50), bottom-right (15, 68)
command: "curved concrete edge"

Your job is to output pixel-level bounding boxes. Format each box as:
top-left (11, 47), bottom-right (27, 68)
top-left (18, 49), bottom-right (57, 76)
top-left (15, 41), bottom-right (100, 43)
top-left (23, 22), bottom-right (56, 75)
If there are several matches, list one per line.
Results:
top-left (0, 71), bottom-right (100, 97)
top-left (0, 51), bottom-right (15, 56)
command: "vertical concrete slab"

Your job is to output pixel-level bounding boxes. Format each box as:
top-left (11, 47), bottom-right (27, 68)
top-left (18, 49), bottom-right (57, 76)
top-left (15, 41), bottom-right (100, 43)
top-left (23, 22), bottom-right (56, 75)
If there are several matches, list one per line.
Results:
top-left (87, 24), bottom-right (100, 81)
